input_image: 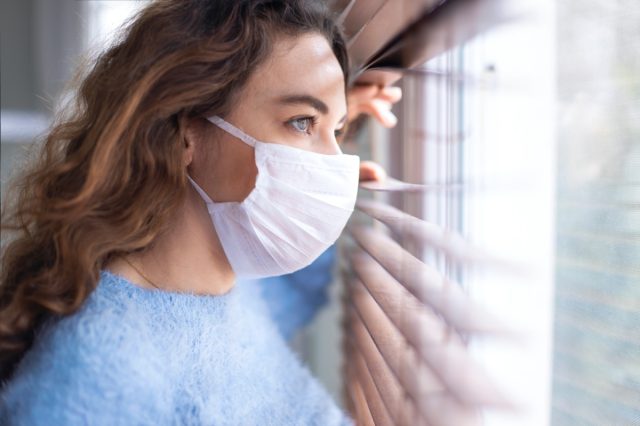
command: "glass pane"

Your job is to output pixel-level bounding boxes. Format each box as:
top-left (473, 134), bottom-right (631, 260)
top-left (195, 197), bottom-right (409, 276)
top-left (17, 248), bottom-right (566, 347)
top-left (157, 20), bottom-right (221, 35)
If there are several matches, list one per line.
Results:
top-left (552, 0), bottom-right (640, 424)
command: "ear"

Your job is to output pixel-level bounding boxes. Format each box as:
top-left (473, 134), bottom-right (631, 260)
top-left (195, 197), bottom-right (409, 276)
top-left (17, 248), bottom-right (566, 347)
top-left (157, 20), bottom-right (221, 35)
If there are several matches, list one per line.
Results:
top-left (182, 117), bottom-right (198, 167)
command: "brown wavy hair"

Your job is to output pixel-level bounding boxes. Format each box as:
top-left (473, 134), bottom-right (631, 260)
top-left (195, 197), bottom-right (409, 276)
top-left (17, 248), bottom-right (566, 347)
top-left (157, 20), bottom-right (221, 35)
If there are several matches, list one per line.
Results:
top-left (0, 0), bottom-right (349, 383)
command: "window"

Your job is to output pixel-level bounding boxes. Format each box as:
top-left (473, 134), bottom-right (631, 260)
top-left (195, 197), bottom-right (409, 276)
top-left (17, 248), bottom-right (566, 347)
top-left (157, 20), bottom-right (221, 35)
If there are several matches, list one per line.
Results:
top-left (337, 0), bottom-right (638, 424)
top-left (551, 0), bottom-right (640, 423)
top-left (85, 0), bottom-right (148, 50)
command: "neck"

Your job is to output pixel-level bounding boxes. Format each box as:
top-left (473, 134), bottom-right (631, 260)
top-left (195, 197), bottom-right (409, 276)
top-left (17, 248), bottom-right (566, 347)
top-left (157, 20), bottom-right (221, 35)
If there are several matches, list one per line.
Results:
top-left (106, 184), bottom-right (235, 295)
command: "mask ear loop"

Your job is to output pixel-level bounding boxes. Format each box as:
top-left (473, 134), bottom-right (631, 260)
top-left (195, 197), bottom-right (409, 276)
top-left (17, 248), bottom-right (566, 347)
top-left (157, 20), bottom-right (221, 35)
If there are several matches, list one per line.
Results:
top-left (186, 175), bottom-right (215, 205)
top-left (206, 116), bottom-right (259, 147)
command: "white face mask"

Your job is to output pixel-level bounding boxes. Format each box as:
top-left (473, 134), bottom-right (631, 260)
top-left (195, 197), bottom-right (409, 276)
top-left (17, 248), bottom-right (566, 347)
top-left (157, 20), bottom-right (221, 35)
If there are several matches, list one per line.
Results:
top-left (187, 115), bottom-right (360, 279)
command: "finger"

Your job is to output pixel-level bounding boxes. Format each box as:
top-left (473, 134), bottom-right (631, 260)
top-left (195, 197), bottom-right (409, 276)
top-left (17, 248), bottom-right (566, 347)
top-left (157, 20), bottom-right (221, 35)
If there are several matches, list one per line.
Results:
top-left (347, 85), bottom-right (381, 122)
top-left (359, 160), bottom-right (387, 182)
top-left (377, 86), bottom-right (403, 104)
top-left (347, 84), bottom-right (401, 126)
top-left (359, 98), bottom-right (398, 127)
top-left (347, 84), bottom-right (380, 106)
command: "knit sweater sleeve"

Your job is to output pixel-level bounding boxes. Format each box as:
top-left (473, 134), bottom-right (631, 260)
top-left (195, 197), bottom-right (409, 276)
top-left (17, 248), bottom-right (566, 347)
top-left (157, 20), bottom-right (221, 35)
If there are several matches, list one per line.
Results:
top-left (1, 307), bottom-right (172, 425)
top-left (257, 244), bottom-right (337, 341)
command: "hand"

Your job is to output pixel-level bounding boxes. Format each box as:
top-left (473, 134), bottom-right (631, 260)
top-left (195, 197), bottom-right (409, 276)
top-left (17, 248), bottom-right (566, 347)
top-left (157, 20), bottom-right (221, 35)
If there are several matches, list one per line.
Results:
top-left (359, 160), bottom-right (387, 182)
top-left (347, 83), bottom-right (402, 128)
top-left (346, 83), bottom-right (402, 182)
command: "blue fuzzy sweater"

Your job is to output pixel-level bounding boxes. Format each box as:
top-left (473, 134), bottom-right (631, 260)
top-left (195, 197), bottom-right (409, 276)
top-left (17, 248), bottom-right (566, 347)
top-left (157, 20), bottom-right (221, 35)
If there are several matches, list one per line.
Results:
top-left (0, 250), bottom-right (353, 425)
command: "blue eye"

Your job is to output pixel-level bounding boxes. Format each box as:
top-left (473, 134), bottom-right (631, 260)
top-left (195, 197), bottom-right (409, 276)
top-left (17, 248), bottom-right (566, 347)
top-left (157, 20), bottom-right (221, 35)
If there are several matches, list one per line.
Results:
top-left (288, 116), bottom-right (317, 134)
top-left (287, 116), bottom-right (345, 141)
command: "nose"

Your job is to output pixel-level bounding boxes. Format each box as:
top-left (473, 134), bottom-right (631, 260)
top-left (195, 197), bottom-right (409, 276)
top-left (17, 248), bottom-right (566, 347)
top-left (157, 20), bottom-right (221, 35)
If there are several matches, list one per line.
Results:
top-left (318, 130), bottom-right (342, 155)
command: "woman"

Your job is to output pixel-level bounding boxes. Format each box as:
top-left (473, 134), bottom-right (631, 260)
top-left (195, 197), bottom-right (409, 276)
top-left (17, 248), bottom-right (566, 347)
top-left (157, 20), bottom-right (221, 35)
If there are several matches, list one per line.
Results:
top-left (0, 0), bottom-right (400, 424)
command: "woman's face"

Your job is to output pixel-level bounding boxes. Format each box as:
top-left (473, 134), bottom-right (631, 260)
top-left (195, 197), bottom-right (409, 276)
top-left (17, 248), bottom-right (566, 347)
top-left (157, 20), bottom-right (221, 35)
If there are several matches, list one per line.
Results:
top-left (187, 33), bottom-right (347, 203)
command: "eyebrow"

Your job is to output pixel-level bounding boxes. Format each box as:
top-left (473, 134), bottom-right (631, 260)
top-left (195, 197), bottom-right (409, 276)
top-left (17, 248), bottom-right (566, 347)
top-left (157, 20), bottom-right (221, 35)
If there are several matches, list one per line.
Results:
top-left (276, 94), bottom-right (347, 124)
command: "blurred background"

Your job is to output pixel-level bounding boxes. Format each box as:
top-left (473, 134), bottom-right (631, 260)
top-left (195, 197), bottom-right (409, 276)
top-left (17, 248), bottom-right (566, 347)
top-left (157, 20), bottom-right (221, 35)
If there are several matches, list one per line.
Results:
top-left (1, 1), bottom-right (638, 425)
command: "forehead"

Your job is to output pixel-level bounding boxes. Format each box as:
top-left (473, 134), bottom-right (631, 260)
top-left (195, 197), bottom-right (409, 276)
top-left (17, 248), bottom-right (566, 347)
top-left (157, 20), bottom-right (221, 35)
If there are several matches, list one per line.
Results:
top-left (244, 33), bottom-right (346, 110)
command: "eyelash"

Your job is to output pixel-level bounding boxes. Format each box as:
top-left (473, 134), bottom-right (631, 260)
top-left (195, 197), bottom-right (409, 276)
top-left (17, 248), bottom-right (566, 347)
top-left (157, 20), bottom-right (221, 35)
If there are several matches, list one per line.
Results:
top-left (287, 116), bottom-right (345, 138)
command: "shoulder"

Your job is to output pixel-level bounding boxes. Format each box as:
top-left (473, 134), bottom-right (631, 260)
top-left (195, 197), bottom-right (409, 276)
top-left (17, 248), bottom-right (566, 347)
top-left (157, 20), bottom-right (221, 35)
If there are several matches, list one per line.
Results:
top-left (0, 273), bottom-right (173, 425)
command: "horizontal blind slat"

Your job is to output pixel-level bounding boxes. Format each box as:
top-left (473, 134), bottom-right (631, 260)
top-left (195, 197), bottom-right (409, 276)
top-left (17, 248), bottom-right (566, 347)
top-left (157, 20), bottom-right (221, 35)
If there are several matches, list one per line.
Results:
top-left (358, 177), bottom-right (456, 193)
top-left (357, 199), bottom-right (491, 265)
top-left (350, 251), bottom-right (514, 406)
top-left (344, 367), bottom-right (376, 426)
top-left (350, 270), bottom-right (513, 409)
top-left (337, 0), bottom-right (388, 41)
top-left (345, 333), bottom-right (401, 426)
top-left (349, 295), bottom-right (484, 426)
top-left (363, 0), bottom-right (520, 72)
top-left (345, 0), bottom-right (440, 71)
top-left (348, 224), bottom-right (508, 335)
top-left (346, 302), bottom-right (425, 426)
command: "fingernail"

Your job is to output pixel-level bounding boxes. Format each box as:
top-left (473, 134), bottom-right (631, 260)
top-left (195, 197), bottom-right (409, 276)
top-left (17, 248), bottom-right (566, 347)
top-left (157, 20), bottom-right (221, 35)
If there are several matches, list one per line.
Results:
top-left (384, 110), bottom-right (397, 127)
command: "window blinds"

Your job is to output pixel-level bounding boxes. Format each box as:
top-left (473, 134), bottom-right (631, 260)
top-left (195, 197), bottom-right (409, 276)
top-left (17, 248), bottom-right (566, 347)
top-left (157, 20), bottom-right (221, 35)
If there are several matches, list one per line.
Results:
top-left (332, 1), bottom-right (550, 424)
top-left (331, 0), bottom-right (519, 87)
top-left (341, 210), bottom-right (522, 425)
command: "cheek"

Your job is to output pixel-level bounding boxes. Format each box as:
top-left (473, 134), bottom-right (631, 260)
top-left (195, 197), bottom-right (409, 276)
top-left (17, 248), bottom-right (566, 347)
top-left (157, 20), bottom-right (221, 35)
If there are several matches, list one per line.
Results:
top-left (187, 137), bottom-right (215, 185)
top-left (235, 147), bottom-right (258, 199)
top-left (195, 139), bottom-right (258, 203)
